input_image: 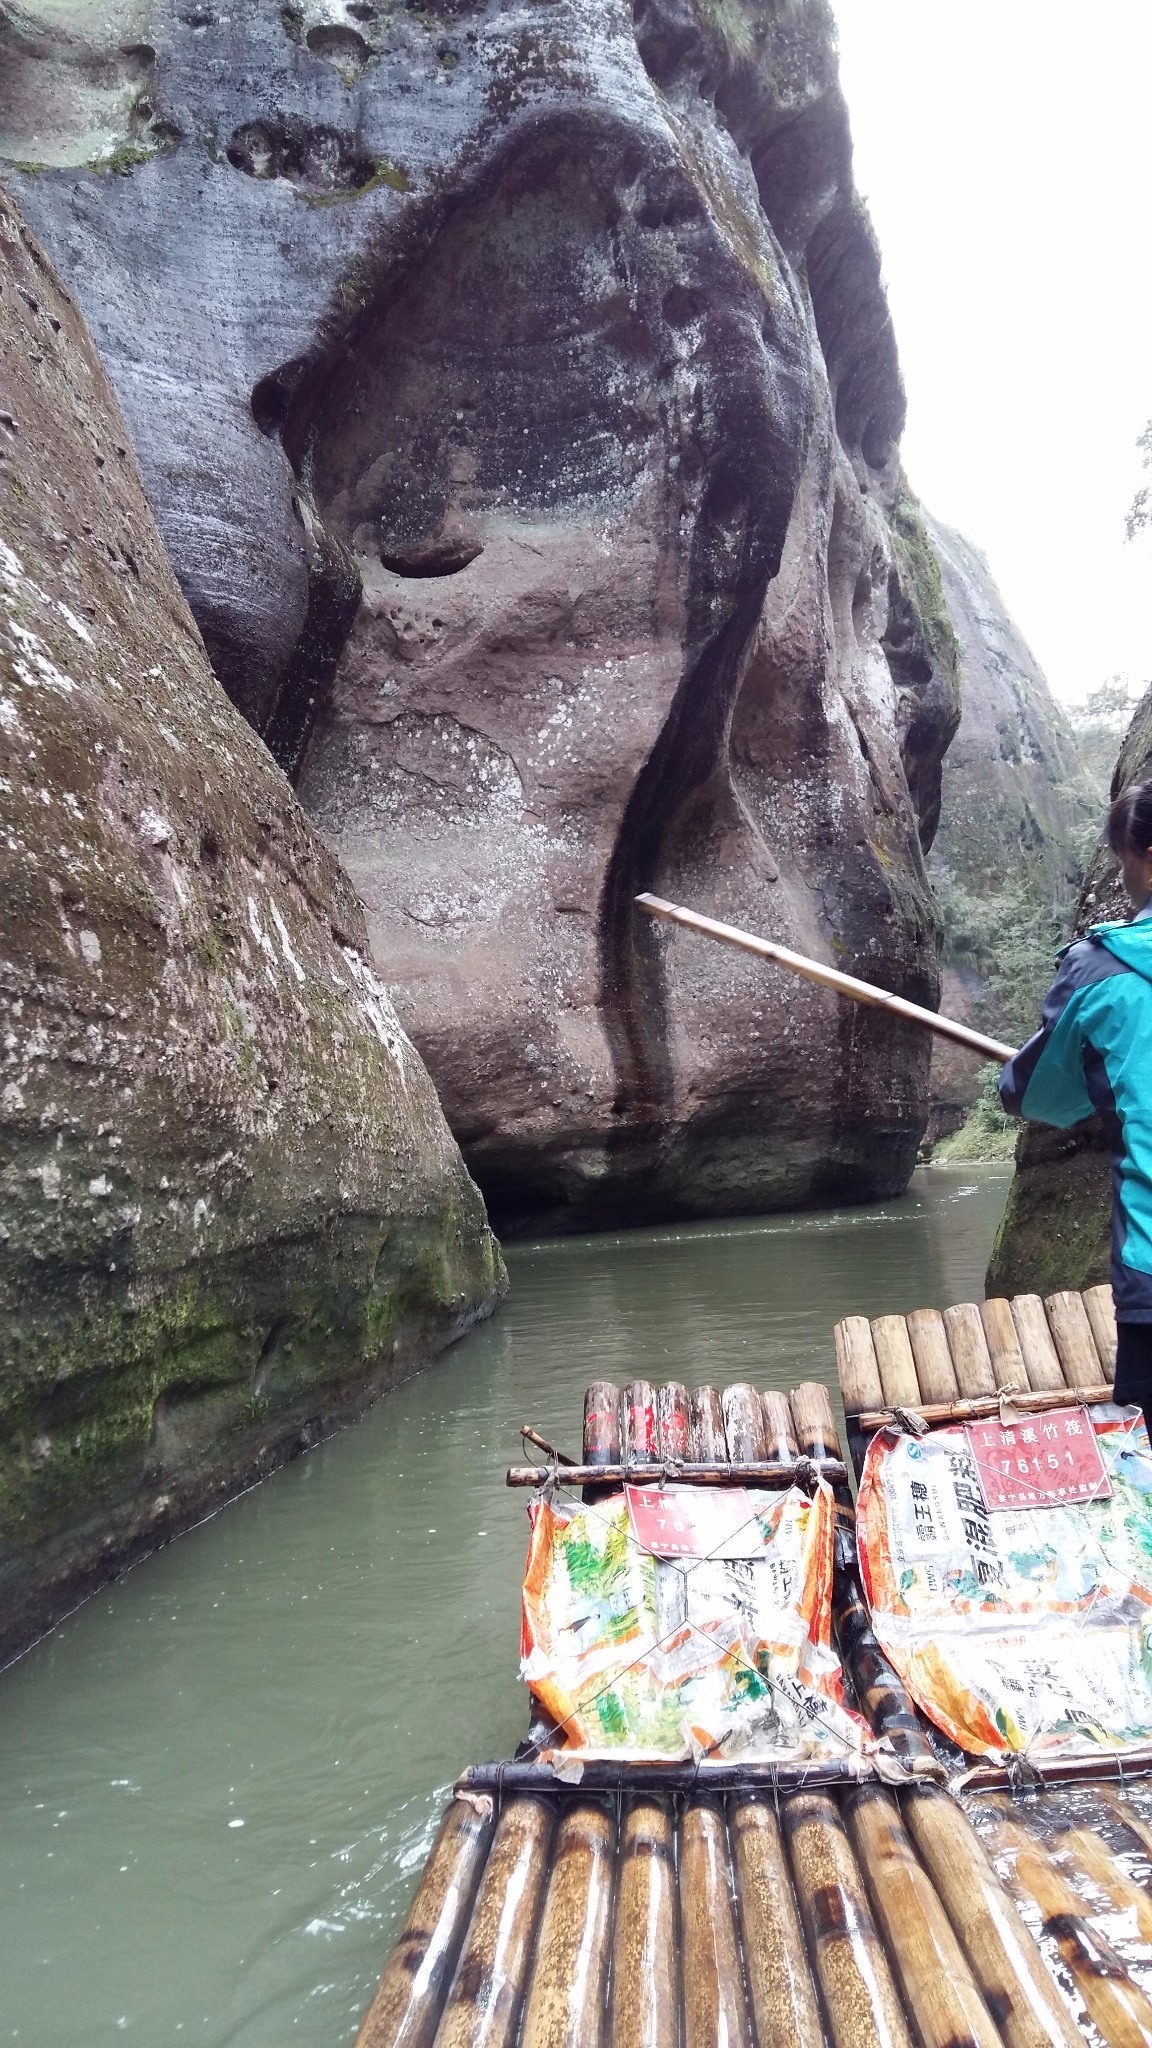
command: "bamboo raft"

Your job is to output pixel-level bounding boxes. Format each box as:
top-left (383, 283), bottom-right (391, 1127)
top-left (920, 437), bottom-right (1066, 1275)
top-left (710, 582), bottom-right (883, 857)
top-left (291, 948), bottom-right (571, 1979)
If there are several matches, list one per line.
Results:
top-left (356, 1291), bottom-right (1152, 2048)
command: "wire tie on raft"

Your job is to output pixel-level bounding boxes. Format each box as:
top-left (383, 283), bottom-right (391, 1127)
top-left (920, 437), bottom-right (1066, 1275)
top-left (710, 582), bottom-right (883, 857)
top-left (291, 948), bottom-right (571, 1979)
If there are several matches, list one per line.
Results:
top-left (998, 1381), bottom-right (1026, 1426)
top-left (891, 1406), bottom-right (929, 1439)
top-left (454, 1789), bottom-right (494, 1819)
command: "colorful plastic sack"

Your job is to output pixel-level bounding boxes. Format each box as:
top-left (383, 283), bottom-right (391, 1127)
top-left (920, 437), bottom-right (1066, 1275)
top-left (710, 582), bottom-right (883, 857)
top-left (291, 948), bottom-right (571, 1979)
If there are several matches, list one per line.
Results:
top-left (857, 1408), bottom-right (1152, 1760)
top-left (521, 1481), bottom-right (867, 1761)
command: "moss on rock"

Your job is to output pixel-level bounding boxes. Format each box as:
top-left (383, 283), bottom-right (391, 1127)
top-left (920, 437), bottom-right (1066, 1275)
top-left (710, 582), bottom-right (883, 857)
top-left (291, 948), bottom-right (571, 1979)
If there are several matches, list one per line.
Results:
top-left (0, 190), bottom-right (505, 1663)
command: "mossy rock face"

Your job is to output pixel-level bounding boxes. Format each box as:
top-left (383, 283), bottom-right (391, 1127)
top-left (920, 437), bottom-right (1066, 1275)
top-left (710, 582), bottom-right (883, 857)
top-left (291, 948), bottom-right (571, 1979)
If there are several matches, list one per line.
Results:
top-left (0, 191), bottom-right (504, 1662)
top-left (986, 680), bottom-right (1152, 1299)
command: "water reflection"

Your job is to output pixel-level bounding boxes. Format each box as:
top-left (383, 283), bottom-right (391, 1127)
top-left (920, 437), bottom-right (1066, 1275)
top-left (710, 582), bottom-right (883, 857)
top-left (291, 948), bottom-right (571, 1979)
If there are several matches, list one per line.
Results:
top-left (0, 1164), bottom-right (1010, 2045)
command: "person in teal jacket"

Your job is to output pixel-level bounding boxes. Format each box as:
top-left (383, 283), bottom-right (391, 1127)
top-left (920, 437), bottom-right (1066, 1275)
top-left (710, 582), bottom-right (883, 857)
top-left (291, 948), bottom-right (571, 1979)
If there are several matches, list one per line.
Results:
top-left (999, 780), bottom-right (1152, 1424)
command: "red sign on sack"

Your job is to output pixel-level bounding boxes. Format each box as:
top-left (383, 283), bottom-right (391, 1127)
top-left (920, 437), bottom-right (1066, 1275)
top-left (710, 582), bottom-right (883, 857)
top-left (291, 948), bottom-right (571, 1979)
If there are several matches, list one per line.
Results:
top-left (965, 1406), bottom-right (1111, 1511)
top-left (625, 1485), bottom-right (767, 1559)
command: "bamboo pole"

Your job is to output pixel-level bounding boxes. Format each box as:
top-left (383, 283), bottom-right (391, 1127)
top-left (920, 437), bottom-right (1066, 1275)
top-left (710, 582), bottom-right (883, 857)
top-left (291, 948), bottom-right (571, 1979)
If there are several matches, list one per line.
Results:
top-left (721, 1383), bottom-right (769, 1463)
top-left (455, 1757), bottom-right (929, 1797)
top-left (608, 1798), bottom-right (677, 2048)
top-left (854, 1382), bottom-right (1117, 1435)
top-left (519, 1803), bottom-right (615, 2048)
top-left (992, 1812), bottom-right (1152, 2048)
top-left (355, 1796), bottom-right (496, 2048)
top-left (433, 1797), bottom-right (555, 2048)
top-left (680, 1801), bottom-right (752, 2048)
top-left (688, 1385), bottom-right (727, 1460)
top-left (656, 1382), bottom-right (689, 1461)
top-left (505, 1457), bottom-right (847, 1488)
top-left (844, 1786), bottom-right (1003, 2048)
top-left (782, 1788), bottom-right (913, 2048)
top-left (900, 1785), bottom-right (1082, 2048)
top-left (521, 1426), bottom-right (576, 1466)
top-left (635, 894), bottom-right (1018, 1063)
top-left (1055, 1825), bottom-right (1152, 1945)
top-left (730, 1796), bottom-right (824, 2048)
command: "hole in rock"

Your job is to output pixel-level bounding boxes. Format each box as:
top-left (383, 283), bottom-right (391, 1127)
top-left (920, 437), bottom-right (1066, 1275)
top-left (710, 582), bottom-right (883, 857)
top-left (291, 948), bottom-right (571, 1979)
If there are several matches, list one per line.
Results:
top-left (379, 538), bottom-right (484, 577)
top-left (347, 2), bottom-right (377, 17)
top-left (226, 119), bottom-right (378, 194)
top-left (663, 284), bottom-right (703, 328)
top-left (305, 23), bottom-right (371, 70)
top-left (119, 41), bottom-right (156, 77)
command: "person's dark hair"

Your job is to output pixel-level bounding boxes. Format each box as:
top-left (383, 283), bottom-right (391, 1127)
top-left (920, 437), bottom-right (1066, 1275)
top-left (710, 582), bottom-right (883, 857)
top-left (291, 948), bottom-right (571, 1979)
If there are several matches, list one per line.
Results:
top-left (1107, 780), bottom-right (1152, 857)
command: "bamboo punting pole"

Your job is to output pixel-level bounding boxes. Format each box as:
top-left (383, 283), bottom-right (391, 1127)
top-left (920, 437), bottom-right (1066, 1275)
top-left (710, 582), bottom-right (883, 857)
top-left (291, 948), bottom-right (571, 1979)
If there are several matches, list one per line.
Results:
top-left (519, 1803), bottom-right (615, 2048)
top-left (845, 1786), bottom-right (1003, 2048)
top-left (608, 1798), bottom-right (677, 2048)
top-left (635, 894), bottom-right (1018, 1063)
top-left (355, 1796), bottom-right (497, 2048)
top-left (992, 1812), bottom-right (1152, 2048)
top-left (782, 1788), bottom-right (913, 2048)
top-left (434, 1797), bottom-right (555, 2048)
top-left (731, 1797), bottom-right (824, 2048)
top-left (853, 1382), bottom-right (1117, 1434)
top-left (900, 1786), bottom-right (1081, 2048)
top-left (680, 1801), bottom-right (752, 2048)
top-left (505, 1457), bottom-right (847, 1488)
top-left (1056, 1825), bottom-right (1152, 1945)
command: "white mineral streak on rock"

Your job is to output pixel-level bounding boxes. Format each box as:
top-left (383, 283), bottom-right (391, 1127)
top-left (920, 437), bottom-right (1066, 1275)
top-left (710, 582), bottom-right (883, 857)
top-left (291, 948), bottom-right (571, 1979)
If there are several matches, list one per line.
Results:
top-left (341, 948), bottom-right (410, 1076)
top-left (268, 899), bottom-right (305, 982)
top-left (78, 930), bottom-right (102, 970)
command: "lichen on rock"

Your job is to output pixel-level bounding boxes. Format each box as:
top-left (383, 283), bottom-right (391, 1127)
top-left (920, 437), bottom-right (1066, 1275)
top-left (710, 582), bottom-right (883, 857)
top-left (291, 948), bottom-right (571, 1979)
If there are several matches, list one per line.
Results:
top-left (0, 187), bottom-right (504, 1663)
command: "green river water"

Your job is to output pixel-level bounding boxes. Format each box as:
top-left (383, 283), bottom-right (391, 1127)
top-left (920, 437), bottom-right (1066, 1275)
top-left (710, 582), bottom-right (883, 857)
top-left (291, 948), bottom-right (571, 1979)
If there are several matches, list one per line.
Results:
top-left (0, 1164), bottom-right (1011, 2045)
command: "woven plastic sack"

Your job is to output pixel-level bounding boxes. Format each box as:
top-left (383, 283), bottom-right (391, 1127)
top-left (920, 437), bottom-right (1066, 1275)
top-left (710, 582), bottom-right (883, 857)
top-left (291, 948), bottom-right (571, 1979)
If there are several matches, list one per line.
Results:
top-left (857, 1409), bottom-right (1152, 1760)
top-left (521, 1481), bottom-right (867, 1761)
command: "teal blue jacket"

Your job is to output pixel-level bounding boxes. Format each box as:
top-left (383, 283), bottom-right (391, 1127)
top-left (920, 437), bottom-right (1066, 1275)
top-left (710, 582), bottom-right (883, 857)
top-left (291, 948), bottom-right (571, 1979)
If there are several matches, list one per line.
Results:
top-left (999, 906), bottom-right (1152, 1322)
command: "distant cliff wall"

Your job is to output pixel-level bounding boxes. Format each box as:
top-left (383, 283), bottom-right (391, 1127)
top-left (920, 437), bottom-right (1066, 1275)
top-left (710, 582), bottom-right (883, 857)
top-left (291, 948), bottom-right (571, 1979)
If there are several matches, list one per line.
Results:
top-left (5, 0), bottom-right (959, 1235)
top-left (924, 518), bottom-right (1095, 1143)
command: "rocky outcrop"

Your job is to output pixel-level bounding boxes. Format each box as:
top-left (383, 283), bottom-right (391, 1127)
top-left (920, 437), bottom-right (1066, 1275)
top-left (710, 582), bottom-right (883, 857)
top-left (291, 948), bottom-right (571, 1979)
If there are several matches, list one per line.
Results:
top-left (925, 519), bottom-right (1096, 1141)
top-left (5, 0), bottom-right (960, 1235)
top-left (988, 685), bottom-right (1152, 1298)
top-left (0, 188), bottom-right (503, 1663)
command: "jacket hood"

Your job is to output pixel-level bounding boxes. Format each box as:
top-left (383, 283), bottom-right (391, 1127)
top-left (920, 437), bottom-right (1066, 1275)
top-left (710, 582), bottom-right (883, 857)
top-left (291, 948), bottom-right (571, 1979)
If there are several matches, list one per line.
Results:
top-left (1090, 912), bottom-right (1152, 983)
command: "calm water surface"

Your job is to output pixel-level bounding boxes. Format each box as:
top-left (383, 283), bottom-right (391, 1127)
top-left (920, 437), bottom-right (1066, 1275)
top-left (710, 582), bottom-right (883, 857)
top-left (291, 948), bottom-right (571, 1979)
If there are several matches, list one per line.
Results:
top-left (0, 1164), bottom-right (1010, 2045)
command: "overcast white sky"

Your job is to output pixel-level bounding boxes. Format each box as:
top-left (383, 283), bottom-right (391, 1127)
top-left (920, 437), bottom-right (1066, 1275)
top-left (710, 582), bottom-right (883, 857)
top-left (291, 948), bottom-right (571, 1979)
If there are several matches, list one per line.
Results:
top-left (833, 0), bottom-right (1152, 703)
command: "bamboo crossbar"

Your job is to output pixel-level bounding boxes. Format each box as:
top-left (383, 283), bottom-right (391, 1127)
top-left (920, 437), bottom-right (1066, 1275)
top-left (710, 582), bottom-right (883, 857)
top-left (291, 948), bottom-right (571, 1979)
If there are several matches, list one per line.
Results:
top-left (506, 1456), bottom-right (847, 1488)
top-left (455, 1756), bottom-right (940, 1796)
top-left (635, 894), bottom-right (1018, 1064)
top-left (853, 1383), bottom-right (1117, 1432)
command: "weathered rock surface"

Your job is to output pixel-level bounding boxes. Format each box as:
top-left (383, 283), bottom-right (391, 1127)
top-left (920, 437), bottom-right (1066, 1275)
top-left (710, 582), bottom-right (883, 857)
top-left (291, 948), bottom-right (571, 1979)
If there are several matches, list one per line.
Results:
top-left (0, 187), bottom-right (503, 1663)
top-left (988, 685), bottom-right (1152, 1298)
top-left (5, 0), bottom-right (960, 1235)
top-left (925, 519), bottom-right (1095, 1139)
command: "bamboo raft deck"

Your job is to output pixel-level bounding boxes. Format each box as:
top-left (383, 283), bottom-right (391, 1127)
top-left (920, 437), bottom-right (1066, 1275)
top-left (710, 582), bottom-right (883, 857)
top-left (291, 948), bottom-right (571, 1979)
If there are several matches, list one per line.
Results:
top-left (356, 1289), bottom-right (1152, 2048)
